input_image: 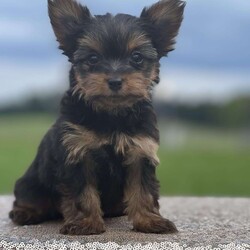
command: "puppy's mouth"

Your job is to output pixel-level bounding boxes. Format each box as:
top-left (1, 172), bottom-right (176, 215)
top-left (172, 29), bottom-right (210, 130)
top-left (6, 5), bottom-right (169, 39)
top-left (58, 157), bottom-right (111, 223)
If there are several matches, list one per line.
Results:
top-left (92, 94), bottom-right (142, 101)
top-left (89, 94), bottom-right (145, 108)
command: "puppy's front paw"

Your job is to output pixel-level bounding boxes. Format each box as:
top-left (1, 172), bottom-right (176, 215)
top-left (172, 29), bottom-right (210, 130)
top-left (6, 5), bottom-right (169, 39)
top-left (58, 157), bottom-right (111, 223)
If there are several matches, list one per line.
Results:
top-left (133, 214), bottom-right (178, 234)
top-left (60, 218), bottom-right (105, 235)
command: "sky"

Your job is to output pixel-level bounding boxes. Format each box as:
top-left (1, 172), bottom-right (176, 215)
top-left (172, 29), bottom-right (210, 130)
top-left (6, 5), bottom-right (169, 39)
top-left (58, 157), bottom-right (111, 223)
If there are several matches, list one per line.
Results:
top-left (0, 0), bottom-right (250, 106)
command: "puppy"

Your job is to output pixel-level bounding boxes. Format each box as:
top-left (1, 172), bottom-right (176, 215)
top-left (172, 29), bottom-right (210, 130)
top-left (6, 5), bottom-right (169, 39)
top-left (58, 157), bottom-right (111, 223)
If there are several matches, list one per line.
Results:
top-left (9, 0), bottom-right (185, 235)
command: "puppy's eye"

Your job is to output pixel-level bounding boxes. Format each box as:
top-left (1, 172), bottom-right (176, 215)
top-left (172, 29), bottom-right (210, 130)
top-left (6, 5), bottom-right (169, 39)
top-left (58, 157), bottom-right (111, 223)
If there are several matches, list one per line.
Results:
top-left (131, 52), bottom-right (144, 65)
top-left (87, 54), bottom-right (100, 65)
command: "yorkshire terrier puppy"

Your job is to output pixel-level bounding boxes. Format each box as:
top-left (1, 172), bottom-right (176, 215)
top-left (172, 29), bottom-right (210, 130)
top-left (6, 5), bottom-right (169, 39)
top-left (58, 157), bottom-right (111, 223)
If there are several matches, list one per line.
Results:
top-left (9, 0), bottom-right (185, 235)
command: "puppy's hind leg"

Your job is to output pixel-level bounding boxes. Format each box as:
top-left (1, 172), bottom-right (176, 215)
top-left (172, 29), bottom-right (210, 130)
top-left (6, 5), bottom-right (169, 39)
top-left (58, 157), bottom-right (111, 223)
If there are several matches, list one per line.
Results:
top-left (9, 171), bottom-right (60, 225)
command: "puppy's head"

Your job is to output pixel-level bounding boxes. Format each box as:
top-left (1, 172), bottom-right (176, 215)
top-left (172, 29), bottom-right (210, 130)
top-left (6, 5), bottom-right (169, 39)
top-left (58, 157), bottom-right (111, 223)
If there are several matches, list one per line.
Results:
top-left (48, 0), bottom-right (185, 112)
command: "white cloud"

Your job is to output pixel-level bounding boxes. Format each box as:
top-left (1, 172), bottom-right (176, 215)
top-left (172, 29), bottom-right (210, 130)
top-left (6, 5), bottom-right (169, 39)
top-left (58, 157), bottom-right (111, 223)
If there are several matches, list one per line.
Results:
top-left (154, 67), bottom-right (250, 103)
top-left (0, 60), bottom-right (68, 106)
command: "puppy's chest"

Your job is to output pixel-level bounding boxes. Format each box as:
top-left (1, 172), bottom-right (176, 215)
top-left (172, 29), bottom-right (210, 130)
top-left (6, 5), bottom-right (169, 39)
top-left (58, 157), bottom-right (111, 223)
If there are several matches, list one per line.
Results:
top-left (62, 122), bottom-right (159, 166)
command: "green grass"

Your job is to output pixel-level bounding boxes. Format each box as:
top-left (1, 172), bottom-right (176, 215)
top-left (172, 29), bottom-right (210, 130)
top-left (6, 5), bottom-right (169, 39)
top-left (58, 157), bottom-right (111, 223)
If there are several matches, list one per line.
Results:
top-left (157, 121), bottom-right (250, 196)
top-left (0, 114), bottom-right (55, 193)
top-left (0, 114), bottom-right (249, 196)
top-left (157, 148), bottom-right (250, 196)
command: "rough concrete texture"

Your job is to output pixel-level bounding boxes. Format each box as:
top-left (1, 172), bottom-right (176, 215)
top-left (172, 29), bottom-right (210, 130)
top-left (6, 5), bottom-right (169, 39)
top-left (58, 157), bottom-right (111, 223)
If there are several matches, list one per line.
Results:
top-left (0, 196), bottom-right (249, 249)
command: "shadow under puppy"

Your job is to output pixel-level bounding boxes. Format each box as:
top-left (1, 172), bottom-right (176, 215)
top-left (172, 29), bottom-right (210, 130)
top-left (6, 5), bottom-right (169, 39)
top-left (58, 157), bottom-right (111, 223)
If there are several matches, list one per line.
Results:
top-left (9, 0), bottom-right (185, 235)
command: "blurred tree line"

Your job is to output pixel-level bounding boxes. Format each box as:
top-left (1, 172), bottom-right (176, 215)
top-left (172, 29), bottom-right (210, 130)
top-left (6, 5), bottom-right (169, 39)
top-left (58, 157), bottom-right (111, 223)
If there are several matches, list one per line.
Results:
top-left (155, 96), bottom-right (250, 129)
top-left (1, 94), bottom-right (250, 129)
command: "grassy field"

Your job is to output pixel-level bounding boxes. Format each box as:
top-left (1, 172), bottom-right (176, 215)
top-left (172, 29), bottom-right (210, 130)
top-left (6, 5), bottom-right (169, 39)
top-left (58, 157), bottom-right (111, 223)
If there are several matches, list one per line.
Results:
top-left (0, 114), bottom-right (250, 196)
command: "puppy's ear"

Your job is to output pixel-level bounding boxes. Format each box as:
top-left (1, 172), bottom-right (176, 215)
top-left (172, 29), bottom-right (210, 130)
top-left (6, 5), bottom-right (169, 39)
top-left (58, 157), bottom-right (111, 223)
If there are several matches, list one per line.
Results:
top-left (48, 0), bottom-right (91, 58)
top-left (141, 0), bottom-right (185, 57)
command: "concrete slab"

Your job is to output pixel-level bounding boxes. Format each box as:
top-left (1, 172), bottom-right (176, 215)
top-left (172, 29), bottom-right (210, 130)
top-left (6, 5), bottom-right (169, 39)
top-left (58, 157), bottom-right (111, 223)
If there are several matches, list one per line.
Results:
top-left (0, 196), bottom-right (249, 249)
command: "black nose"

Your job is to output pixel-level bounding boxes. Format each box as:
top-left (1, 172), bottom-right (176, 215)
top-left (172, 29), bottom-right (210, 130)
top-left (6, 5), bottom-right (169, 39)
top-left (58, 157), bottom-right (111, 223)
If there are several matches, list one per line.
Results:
top-left (108, 78), bottom-right (122, 91)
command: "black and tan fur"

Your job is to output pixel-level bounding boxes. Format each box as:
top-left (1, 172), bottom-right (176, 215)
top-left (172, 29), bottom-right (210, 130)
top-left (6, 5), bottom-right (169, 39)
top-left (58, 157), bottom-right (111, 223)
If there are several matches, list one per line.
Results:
top-left (9, 0), bottom-right (185, 235)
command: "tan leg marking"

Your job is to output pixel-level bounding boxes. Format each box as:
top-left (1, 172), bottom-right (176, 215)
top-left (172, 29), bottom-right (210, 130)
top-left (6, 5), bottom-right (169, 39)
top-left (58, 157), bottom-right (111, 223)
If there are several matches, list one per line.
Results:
top-left (124, 162), bottom-right (178, 234)
top-left (60, 157), bottom-right (105, 235)
top-left (60, 185), bottom-right (105, 235)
